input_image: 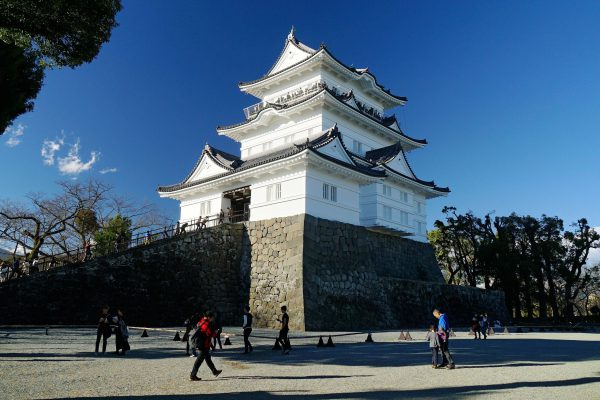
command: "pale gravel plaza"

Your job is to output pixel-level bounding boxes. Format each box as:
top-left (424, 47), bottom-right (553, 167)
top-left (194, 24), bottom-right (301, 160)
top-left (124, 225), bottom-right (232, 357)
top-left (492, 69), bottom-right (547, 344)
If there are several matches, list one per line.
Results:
top-left (1, 327), bottom-right (599, 400)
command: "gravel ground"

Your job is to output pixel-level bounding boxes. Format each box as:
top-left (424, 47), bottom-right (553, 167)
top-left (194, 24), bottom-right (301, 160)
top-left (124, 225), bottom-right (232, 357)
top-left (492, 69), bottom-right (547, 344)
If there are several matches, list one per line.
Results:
top-left (0, 327), bottom-right (599, 400)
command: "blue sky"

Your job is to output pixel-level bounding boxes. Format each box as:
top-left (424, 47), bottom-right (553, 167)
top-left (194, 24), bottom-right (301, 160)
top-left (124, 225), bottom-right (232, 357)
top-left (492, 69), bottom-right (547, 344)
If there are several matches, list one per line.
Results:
top-left (1, 0), bottom-right (599, 231)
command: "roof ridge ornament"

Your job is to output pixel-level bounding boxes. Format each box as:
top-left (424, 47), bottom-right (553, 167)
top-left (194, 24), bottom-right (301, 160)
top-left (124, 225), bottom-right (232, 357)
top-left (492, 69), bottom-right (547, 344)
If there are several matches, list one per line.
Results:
top-left (288, 26), bottom-right (296, 41)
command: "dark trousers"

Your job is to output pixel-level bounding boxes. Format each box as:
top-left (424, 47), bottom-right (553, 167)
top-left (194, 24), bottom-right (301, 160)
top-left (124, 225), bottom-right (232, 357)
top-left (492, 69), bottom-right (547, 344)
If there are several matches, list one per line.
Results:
top-left (191, 349), bottom-right (217, 376)
top-left (440, 337), bottom-right (454, 365)
top-left (277, 328), bottom-right (290, 350)
top-left (243, 327), bottom-right (253, 352)
top-left (431, 347), bottom-right (439, 365)
top-left (95, 328), bottom-right (109, 353)
top-left (212, 328), bottom-right (222, 349)
top-left (481, 326), bottom-right (487, 339)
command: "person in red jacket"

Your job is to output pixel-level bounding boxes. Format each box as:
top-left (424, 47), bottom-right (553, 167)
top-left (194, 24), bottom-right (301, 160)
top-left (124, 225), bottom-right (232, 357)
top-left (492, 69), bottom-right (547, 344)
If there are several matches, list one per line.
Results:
top-left (190, 311), bottom-right (223, 381)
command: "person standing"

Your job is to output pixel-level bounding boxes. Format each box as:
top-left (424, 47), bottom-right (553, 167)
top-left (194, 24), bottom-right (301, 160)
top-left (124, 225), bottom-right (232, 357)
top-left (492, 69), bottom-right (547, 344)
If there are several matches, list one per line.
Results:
top-left (227, 207), bottom-right (234, 222)
top-left (183, 312), bottom-right (200, 357)
top-left (95, 305), bottom-right (112, 355)
top-left (480, 314), bottom-right (488, 340)
top-left (425, 324), bottom-right (441, 368)
top-left (433, 308), bottom-right (455, 369)
top-left (276, 306), bottom-right (291, 355)
top-left (190, 311), bottom-right (223, 381)
top-left (471, 316), bottom-right (481, 340)
top-left (218, 209), bottom-right (225, 224)
top-left (242, 305), bottom-right (253, 354)
top-left (212, 311), bottom-right (223, 350)
top-left (114, 309), bottom-right (130, 356)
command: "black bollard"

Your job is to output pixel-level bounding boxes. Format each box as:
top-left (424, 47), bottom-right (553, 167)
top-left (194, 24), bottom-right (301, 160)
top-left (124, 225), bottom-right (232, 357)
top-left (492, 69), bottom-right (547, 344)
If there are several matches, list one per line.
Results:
top-left (326, 335), bottom-right (335, 347)
top-left (173, 331), bottom-right (181, 341)
top-left (141, 329), bottom-right (149, 337)
top-left (224, 336), bottom-right (232, 345)
top-left (317, 336), bottom-right (325, 347)
top-left (365, 333), bottom-right (374, 343)
top-left (45, 327), bottom-right (49, 336)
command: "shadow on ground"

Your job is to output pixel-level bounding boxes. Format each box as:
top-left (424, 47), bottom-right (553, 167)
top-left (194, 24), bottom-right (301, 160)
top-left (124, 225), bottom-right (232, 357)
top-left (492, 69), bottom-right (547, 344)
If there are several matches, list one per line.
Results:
top-left (49, 376), bottom-right (600, 399)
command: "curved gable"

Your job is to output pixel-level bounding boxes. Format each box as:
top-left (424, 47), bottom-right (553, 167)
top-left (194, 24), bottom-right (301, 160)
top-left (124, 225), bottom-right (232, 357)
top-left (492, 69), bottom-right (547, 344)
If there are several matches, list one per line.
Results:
top-left (187, 153), bottom-right (232, 183)
top-left (315, 135), bottom-right (355, 165)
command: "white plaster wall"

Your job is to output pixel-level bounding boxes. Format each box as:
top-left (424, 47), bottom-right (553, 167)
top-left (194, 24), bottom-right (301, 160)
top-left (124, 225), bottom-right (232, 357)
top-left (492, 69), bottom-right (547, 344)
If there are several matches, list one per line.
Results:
top-left (305, 168), bottom-right (361, 225)
top-left (321, 108), bottom-right (396, 153)
top-left (249, 169), bottom-right (307, 221)
top-left (240, 110), bottom-right (322, 159)
top-left (180, 192), bottom-right (223, 222)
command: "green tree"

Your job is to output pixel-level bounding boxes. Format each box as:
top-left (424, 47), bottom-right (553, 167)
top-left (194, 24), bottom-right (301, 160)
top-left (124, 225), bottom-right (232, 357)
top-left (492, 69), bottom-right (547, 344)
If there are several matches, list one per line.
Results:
top-left (93, 214), bottom-right (131, 256)
top-left (0, 0), bottom-right (122, 132)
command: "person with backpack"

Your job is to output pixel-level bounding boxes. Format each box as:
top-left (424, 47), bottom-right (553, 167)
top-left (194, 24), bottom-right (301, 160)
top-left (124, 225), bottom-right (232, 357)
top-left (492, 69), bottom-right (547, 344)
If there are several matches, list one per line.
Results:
top-left (242, 305), bottom-right (253, 354)
top-left (113, 308), bottom-right (130, 356)
top-left (190, 311), bottom-right (223, 381)
top-left (183, 312), bottom-right (200, 357)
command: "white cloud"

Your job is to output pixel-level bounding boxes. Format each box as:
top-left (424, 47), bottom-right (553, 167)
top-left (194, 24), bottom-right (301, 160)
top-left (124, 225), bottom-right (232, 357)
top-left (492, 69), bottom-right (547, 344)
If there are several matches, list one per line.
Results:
top-left (41, 136), bottom-right (64, 165)
top-left (4, 124), bottom-right (25, 147)
top-left (99, 167), bottom-right (118, 174)
top-left (57, 139), bottom-right (99, 175)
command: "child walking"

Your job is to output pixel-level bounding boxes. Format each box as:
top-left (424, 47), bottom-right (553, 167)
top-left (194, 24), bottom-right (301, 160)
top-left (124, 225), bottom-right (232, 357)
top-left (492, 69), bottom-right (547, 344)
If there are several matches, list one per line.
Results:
top-left (425, 324), bottom-right (441, 368)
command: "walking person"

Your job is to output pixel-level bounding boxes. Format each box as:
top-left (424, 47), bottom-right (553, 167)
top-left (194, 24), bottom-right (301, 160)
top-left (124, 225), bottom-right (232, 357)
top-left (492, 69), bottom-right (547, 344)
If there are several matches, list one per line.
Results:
top-left (83, 240), bottom-right (92, 261)
top-left (242, 305), bottom-right (253, 354)
top-left (218, 209), bottom-right (224, 224)
top-left (425, 324), bottom-right (441, 368)
top-left (189, 311), bottom-right (223, 381)
top-left (433, 308), bottom-right (455, 369)
top-left (212, 311), bottom-right (223, 350)
top-left (276, 305), bottom-right (291, 355)
top-left (114, 309), bottom-right (130, 356)
top-left (471, 316), bottom-right (481, 340)
top-left (480, 314), bottom-right (488, 340)
top-left (95, 305), bottom-right (112, 355)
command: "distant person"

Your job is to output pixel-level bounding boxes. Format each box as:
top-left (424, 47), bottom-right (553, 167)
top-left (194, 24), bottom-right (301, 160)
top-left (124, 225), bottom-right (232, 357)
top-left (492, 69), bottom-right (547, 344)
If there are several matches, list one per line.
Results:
top-left (95, 305), bottom-right (112, 355)
top-left (433, 308), bottom-right (455, 369)
top-left (276, 305), bottom-right (291, 355)
top-left (471, 316), bottom-right (481, 340)
top-left (83, 240), bottom-right (92, 261)
top-left (114, 309), bottom-right (130, 356)
top-left (200, 216), bottom-right (207, 229)
top-left (196, 217), bottom-right (202, 230)
top-left (180, 222), bottom-right (188, 234)
top-left (143, 231), bottom-right (151, 245)
top-left (183, 312), bottom-right (200, 357)
top-left (425, 324), bottom-right (441, 368)
top-left (163, 226), bottom-right (170, 239)
top-left (218, 209), bottom-right (225, 224)
top-left (30, 258), bottom-right (39, 273)
top-left (212, 311), bottom-right (223, 350)
top-left (175, 221), bottom-right (181, 235)
top-left (190, 311), bottom-right (223, 381)
top-left (242, 305), bottom-right (253, 354)
top-left (480, 314), bottom-right (488, 340)
top-left (227, 207), bottom-right (234, 222)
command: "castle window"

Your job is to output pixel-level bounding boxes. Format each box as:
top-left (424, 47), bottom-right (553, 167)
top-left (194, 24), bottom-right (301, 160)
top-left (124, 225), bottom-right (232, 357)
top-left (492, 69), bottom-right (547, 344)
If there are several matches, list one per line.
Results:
top-left (399, 190), bottom-right (409, 203)
top-left (383, 184), bottom-right (392, 197)
top-left (400, 211), bottom-right (409, 225)
top-left (266, 183), bottom-right (281, 201)
top-left (322, 183), bottom-right (337, 202)
top-left (383, 206), bottom-right (392, 220)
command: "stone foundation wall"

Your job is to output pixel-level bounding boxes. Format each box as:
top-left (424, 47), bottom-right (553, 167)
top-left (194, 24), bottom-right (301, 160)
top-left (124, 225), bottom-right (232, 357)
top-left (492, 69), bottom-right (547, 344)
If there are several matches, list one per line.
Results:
top-left (0, 224), bottom-right (244, 326)
top-left (0, 214), bottom-right (508, 330)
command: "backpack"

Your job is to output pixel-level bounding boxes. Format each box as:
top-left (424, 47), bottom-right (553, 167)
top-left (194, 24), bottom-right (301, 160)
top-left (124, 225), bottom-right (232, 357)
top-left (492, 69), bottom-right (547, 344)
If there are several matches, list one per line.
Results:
top-left (190, 326), bottom-right (206, 349)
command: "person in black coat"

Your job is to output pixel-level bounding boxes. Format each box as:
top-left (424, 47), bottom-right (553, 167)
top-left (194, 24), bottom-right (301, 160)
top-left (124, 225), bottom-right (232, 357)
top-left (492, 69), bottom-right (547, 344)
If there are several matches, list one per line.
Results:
top-left (114, 309), bottom-right (130, 355)
top-left (95, 305), bottom-right (112, 354)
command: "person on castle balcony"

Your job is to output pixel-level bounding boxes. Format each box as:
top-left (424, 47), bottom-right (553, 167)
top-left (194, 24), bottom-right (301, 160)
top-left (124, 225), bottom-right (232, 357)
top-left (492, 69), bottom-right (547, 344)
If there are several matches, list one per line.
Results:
top-left (433, 308), bottom-right (455, 369)
top-left (227, 207), bottom-right (234, 222)
top-left (242, 305), bottom-right (253, 354)
top-left (276, 305), bottom-right (291, 355)
top-left (218, 209), bottom-right (225, 224)
top-left (189, 311), bottom-right (223, 381)
top-left (95, 305), bottom-right (112, 355)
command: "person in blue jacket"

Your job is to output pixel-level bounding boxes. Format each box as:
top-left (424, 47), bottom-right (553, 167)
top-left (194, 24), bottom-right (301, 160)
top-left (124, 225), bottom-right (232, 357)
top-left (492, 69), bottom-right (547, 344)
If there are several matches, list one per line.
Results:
top-left (433, 308), bottom-right (456, 369)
